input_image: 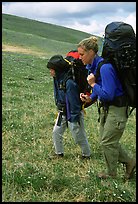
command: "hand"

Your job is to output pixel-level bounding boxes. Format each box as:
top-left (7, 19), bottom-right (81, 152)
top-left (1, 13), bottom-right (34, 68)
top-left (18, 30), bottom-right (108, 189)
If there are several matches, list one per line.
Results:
top-left (80, 93), bottom-right (92, 103)
top-left (87, 73), bottom-right (96, 87)
top-left (80, 93), bottom-right (86, 102)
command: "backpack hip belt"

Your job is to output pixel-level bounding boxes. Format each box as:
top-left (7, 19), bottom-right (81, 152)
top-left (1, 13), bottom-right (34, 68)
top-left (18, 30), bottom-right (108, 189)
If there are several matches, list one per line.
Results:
top-left (108, 94), bottom-right (127, 107)
top-left (97, 94), bottom-right (127, 110)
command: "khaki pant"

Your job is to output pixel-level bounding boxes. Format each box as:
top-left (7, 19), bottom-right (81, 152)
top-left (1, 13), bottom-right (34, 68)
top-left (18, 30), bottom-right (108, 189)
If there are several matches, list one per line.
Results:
top-left (99, 105), bottom-right (131, 175)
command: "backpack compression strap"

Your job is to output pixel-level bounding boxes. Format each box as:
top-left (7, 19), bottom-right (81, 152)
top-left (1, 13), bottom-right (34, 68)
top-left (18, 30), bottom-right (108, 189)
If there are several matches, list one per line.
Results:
top-left (64, 58), bottom-right (75, 81)
top-left (64, 58), bottom-right (72, 65)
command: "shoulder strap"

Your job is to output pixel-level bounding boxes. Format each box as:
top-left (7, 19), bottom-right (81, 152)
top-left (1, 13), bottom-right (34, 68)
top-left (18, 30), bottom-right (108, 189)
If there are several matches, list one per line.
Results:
top-left (63, 69), bottom-right (73, 82)
top-left (64, 58), bottom-right (75, 80)
top-left (59, 69), bottom-right (73, 91)
top-left (94, 60), bottom-right (105, 80)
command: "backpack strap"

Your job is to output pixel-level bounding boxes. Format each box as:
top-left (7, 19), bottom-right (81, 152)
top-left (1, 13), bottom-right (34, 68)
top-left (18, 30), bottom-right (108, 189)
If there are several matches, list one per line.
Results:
top-left (64, 58), bottom-right (76, 80)
top-left (64, 58), bottom-right (72, 65)
top-left (59, 69), bottom-right (73, 92)
top-left (94, 60), bottom-right (105, 81)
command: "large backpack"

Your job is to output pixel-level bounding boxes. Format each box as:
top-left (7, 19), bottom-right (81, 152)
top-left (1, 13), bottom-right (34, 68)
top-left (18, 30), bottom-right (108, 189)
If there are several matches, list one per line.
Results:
top-left (63, 50), bottom-right (93, 108)
top-left (98, 21), bottom-right (136, 113)
top-left (64, 50), bottom-right (91, 95)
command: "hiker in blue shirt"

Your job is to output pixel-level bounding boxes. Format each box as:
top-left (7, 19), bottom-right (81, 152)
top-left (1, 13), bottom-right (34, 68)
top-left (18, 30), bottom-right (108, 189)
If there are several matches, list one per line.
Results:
top-left (78, 36), bottom-right (136, 180)
top-left (86, 55), bottom-right (124, 103)
top-left (47, 55), bottom-right (91, 159)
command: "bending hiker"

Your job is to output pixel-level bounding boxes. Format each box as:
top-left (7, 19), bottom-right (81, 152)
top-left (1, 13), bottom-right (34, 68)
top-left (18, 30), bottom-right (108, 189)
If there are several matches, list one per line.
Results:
top-left (47, 54), bottom-right (91, 159)
top-left (78, 36), bottom-right (136, 179)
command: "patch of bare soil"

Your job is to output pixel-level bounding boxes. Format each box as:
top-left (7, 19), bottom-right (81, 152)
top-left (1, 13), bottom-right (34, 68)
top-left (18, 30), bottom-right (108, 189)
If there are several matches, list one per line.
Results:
top-left (2, 44), bottom-right (47, 57)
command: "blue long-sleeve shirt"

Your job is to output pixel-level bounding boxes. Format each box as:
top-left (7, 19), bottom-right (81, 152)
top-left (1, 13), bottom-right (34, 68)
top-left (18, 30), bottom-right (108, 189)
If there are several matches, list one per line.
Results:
top-left (53, 71), bottom-right (81, 122)
top-left (86, 55), bottom-right (124, 103)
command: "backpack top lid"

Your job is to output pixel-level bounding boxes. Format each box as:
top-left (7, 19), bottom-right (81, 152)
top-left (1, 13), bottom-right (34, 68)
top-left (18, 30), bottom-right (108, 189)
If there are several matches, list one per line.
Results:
top-left (102, 21), bottom-right (136, 52)
top-left (47, 55), bottom-right (70, 72)
top-left (105, 21), bottom-right (135, 41)
top-left (65, 50), bottom-right (85, 68)
top-left (66, 50), bottom-right (80, 59)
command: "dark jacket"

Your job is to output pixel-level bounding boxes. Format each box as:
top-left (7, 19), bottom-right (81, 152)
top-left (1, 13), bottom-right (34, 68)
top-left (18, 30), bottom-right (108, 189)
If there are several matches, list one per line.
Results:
top-left (53, 71), bottom-right (82, 123)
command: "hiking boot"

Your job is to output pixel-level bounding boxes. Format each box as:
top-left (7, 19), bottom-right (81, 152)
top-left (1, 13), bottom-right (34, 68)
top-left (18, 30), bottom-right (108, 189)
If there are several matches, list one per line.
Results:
top-left (97, 172), bottom-right (116, 179)
top-left (81, 155), bottom-right (91, 160)
top-left (124, 159), bottom-right (136, 179)
top-left (48, 153), bottom-right (64, 159)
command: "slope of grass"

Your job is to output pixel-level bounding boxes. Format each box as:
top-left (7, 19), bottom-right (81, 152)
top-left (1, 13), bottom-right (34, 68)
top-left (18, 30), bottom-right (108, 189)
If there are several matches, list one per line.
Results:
top-left (2, 52), bottom-right (136, 202)
top-left (2, 28), bottom-right (77, 57)
top-left (2, 14), bottom-right (104, 57)
top-left (2, 13), bottom-right (93, 44)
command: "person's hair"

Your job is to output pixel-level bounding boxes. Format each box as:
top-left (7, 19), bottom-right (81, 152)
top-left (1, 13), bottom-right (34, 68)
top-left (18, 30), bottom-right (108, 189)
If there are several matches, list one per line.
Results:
top-left (78, 36), bottom-right (98, 53)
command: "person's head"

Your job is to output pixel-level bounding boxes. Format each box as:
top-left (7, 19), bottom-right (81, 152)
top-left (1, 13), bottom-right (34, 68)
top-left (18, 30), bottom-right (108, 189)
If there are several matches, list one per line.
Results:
top-left (47, 55), bottom-right (69, 77)
top-left (77, 36), bottom-right (98, 65)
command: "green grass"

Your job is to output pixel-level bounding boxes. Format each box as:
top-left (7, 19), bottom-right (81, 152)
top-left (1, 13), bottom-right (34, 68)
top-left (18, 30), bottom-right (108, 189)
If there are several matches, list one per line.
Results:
top-left (2, 52), bottom-right (136, 202)
top-left (2, 28), bottom-right (77, 58)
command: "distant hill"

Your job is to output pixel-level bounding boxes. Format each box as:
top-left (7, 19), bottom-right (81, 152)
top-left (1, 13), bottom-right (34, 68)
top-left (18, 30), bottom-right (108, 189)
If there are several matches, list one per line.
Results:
top-left (2, 13), bottom-right (103, 57)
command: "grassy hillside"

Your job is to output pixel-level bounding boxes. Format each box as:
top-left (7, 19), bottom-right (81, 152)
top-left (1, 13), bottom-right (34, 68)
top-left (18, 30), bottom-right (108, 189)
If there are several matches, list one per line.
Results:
top-left (2, 29), bottom-right (77, 58)
top-left (2, 14), bottom-right (103, 57)
top-left (2, 13), bottom-right (93, 43)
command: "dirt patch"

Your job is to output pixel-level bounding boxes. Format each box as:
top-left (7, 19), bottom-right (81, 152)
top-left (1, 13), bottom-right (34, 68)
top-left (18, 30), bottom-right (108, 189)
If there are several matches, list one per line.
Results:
top-left (2, 44), bottom-right (47, 57)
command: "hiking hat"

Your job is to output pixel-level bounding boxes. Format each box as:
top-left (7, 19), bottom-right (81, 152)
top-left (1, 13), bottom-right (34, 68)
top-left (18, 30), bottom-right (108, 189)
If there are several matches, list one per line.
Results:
top-left (47, 55), bottom-right (70, 72)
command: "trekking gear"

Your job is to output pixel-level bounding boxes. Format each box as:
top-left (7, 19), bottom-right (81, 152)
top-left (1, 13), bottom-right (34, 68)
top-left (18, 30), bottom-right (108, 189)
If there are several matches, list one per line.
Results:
top-left (64, 50), bottom-right (91, 95)
top-left (47, 50), bottom-right (93, 108)
top-left (64, 50), bottom-right (93, 108)
top-left (97, 22), bottom-right (136, 114)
